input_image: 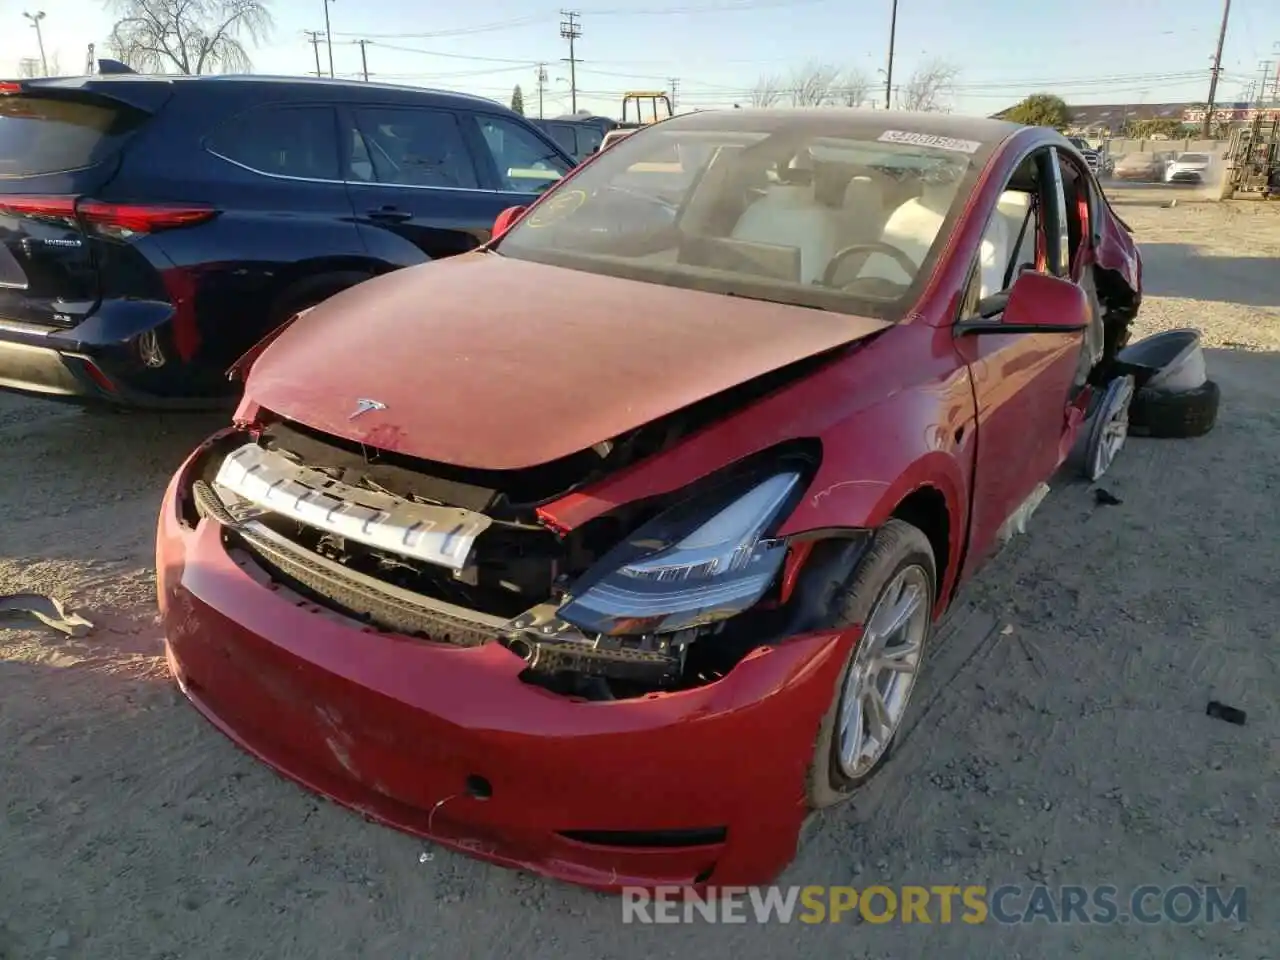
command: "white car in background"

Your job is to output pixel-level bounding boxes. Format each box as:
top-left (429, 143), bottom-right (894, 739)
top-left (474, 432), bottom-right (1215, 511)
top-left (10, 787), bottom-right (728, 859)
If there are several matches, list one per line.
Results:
top-left (1164, 152), bottom-right (1211, 184)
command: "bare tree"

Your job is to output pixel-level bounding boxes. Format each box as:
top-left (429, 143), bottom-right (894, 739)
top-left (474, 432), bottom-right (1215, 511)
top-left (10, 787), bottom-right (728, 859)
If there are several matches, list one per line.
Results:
top-left (106, 0), bottom-right (274, 75)
top-left (749, 74), bottom-right (785, 108)
top-left (900, 58), bottom-right (960, 113)
top-left (17, 53), bottom-right (63, 77)
top-left (837, 68), bottom-right (871, 107)
top-left (788, 61), bottom-right (841, 107)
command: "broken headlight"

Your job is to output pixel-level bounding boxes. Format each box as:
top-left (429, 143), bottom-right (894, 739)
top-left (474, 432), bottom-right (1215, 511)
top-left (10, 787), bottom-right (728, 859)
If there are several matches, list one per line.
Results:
top-left (558, 470), bottom-right (803, 637)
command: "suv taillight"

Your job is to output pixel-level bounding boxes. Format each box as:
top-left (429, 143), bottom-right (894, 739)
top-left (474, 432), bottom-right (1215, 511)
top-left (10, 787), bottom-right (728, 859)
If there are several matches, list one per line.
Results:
top-left (0, 196), bottom-right (218, 238)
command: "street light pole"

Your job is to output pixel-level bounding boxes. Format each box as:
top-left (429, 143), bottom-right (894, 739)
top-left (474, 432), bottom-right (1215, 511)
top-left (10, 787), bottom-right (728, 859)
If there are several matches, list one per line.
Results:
top-left (322, 0), bottom-right (335, 78)
top-left (24, 11), bottom-right (48, 77)
top-left (884, 0), bottom-right (898, 109)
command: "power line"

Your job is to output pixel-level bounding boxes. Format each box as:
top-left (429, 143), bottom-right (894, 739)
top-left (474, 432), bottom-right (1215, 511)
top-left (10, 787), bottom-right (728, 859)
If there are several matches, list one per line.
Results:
top-left (370, 41), bottom-right (538, 65)
top-left (331, 16), bottom-right (550, 39)
top-left (560, 10), bottom-right (582, 114)
top-left (582, 0), bottom-right (833, 16)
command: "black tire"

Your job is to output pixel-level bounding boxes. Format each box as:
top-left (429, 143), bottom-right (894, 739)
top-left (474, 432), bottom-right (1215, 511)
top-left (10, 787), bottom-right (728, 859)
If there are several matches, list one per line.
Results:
top-left (267, 270), bottom-right (375, 329)
top-left (807, 519), bottom-right (937, 809)
top-left (1129, 379), bottom-right (1220, 438)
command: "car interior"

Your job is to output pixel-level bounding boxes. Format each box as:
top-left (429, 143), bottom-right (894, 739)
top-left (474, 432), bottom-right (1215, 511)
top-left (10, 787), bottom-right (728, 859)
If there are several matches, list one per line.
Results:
top-left (507, 132), bottom-right (1108, 331)
top-left (668, 139), bottom-right (980, 297)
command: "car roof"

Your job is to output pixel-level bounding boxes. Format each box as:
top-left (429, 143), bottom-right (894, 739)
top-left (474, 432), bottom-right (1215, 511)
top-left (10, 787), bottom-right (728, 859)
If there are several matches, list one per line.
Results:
top-left (663, 107), bottom-right (1022, 147)
top-left (18, 73), bottom-right (504, 111)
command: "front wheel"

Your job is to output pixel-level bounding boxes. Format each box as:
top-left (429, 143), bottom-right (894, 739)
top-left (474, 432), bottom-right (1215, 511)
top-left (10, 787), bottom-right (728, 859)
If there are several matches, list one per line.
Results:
top-left (807, 519), bottom-right (937, 808)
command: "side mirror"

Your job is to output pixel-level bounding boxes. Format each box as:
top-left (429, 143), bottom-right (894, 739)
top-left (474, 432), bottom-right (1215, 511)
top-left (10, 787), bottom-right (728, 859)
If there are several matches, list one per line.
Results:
top-left (957, 272), bottom-right (1090, 336)
top-left (492, 205), bottom-right (527, 240)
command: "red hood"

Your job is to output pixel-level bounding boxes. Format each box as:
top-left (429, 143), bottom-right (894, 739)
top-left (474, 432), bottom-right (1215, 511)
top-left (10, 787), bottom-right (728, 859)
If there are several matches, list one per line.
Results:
top-left (245, 254), bottom-right (891, 470)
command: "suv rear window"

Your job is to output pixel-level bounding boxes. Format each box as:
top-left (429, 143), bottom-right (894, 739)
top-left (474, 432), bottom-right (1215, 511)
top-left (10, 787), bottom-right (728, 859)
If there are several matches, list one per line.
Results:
top-left (0, 95), bottom-right (146, 177)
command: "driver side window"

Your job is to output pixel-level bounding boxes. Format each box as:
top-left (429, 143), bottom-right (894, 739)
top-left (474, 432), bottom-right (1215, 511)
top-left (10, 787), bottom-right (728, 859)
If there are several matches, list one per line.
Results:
top-left (962, 148), bottom-right (1064, 316)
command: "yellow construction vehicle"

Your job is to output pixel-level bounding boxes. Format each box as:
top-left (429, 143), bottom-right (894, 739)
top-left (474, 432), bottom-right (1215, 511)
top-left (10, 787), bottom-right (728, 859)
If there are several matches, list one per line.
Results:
top-left (620, 91), bottom-right (673, 126)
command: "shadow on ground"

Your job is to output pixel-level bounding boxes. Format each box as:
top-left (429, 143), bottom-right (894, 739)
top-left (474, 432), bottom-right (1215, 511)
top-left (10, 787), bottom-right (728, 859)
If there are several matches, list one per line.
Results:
top-left (1133, 243), bottom-right (1280, 309)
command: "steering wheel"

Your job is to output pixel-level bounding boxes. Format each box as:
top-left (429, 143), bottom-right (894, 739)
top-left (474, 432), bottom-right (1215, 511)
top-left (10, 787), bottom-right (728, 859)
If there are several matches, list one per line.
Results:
top-left (822, 241), bottom-right (918, 288)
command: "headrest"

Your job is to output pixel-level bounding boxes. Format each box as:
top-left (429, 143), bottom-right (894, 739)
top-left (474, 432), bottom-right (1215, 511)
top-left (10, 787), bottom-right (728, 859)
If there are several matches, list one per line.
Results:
top-left (777, 165), bottom-right (814, 186)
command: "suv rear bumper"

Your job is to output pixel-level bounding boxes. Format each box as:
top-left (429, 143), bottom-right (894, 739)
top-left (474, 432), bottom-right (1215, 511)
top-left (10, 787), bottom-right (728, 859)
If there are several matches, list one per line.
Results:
top-left (0, 321), bottom-right (231, 410)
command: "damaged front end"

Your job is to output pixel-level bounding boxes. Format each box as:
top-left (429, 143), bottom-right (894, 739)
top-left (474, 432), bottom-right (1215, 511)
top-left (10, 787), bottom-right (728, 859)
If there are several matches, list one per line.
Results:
top-left (183, 415), bottom-right (822, 702)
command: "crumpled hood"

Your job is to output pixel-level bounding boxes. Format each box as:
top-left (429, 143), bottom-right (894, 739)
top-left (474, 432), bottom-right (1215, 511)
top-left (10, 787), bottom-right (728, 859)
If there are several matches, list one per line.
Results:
top-left (245, 253), bottom-right (892, 470)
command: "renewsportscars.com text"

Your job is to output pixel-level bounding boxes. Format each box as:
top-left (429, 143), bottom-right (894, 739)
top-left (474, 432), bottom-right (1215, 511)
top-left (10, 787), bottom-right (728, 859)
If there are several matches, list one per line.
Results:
top-left (621, 884), bottom-right (1248, 926)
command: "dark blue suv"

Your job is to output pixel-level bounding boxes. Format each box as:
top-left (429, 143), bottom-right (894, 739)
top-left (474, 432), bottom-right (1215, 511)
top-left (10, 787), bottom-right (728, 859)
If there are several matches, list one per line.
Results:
top-left (0, 75), bottom-right (574, 407)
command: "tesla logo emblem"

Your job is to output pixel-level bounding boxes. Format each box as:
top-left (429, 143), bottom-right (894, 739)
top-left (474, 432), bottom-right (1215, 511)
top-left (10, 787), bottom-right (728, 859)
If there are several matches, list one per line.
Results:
top-left (349, 398), bottom-right (386, 420)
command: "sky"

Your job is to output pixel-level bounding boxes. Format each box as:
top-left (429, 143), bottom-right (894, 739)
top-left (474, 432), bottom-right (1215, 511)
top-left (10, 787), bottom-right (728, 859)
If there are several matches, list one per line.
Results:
top-left (3, 0), bottom-right (1278, 118)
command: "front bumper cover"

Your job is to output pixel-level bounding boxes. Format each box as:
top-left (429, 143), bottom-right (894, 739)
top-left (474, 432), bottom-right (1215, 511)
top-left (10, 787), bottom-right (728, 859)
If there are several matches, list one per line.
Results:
top-left (156, 448), bottom-right (857, 891)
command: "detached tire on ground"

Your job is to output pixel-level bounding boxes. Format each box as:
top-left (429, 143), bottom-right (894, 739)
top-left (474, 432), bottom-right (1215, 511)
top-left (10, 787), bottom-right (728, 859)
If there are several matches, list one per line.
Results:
top-left (1128, 379), bottom-right (1220, 438)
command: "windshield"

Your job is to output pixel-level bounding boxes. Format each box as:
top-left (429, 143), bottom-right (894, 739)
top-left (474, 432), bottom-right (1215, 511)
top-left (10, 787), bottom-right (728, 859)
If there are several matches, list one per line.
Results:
top-left (495, 115), bottom-right (991, 320)
top-left (1177, 153), bottom-right (1210, 163)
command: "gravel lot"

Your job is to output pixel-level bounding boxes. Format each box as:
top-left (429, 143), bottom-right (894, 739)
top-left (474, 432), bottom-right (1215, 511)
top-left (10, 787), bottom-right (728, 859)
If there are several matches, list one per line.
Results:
top-left (2, 191), bottom-right (1277, 960)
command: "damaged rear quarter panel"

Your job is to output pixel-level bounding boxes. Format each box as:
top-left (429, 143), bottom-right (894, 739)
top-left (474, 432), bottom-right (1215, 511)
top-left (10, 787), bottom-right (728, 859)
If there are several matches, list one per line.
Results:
top-left (538, 322), bottom-right (977, 599)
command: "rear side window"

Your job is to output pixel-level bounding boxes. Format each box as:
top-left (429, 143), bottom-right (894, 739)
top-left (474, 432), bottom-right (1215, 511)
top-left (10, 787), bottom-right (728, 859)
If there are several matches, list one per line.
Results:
top-left (0, 95), bottom-right (146, 177)
top-left (349, 106), bottom-right (480, 189)
top-left (207, 104), bottom-right (340, 181)
top-left (578, 126), bottom-right (603, 155)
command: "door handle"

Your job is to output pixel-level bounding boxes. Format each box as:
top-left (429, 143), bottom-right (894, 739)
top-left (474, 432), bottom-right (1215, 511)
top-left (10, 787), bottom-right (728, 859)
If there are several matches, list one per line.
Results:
top-left (367, 207), bottom-right (412, 223)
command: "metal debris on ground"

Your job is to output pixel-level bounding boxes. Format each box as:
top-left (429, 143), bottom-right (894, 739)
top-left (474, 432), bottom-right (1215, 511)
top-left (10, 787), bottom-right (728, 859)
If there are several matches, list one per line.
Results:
top-left (1205, 701), bottom-right (1247, 726)
top-left (0, 593), bottom-right (95, 637)
top-left (1094, 488), bottom-right (1124, 506)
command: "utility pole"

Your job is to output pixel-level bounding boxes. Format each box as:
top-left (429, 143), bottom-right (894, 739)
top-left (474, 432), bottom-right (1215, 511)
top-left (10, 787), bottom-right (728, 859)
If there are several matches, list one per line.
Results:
top-left (23, 11), bottom-right (49, 76)
top-left (669, 77), bottom-right (679, 112)
top-left (322, 0), bottom-right (336, 78)
top-left (1273, 42), bottom-right (1280, 103)
top-left (304, 30), bottom-right (324, 77)
top-left (536, 63), bottom-right (548, 119)
top-left (559, 10), bottom-right (581, 115)
top-left (357, 39), bottom-right (370, 81)
top-left (1257, 60), bottom-right (1274, 106)
top-left (1203, 0), bottom-right (1232, 137)
top-left (884, 0), bottom-right (898, 110)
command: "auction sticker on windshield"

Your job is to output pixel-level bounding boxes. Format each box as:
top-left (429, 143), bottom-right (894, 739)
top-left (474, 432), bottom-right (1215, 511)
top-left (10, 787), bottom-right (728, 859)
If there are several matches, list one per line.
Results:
top-left (878, 130), bottom-right (981, 154)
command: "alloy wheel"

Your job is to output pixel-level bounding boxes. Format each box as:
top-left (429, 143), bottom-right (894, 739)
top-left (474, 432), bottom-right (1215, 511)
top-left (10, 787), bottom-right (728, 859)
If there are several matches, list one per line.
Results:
top-left (836, 564), bottom-right (930, 779)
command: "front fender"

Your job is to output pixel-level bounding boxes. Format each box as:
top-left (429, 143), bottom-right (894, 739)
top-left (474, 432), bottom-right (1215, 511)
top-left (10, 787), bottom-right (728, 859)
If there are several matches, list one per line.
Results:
top-left (539, 324), bottom-right (975, 562)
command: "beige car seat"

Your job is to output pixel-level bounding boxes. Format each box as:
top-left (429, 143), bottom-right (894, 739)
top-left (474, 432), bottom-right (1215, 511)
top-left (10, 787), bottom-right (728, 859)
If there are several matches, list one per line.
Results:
top-left (991, 190), bottom-right (1035, 292)
top-left (730, 164), bottom-right (843, 285)
top-left (854, 178), bottom-right (955, 286)
top-left (834, 175), bottom-right (887, 249)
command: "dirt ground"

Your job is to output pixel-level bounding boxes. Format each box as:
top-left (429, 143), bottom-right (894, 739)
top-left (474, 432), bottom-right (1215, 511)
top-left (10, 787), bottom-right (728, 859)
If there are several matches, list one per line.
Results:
top-left (1, 190), bottom-right (1277, 960)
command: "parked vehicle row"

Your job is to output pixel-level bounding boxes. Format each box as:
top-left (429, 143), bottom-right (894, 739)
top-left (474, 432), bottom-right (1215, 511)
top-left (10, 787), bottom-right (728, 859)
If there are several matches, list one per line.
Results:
top-left (0, 75), bottom-right (575, 407)
top-left (1109, 149), bottom-right (1212, 184)
top-left (528, 116), bottom-right (609, 162)
top-left (156, 107), bottom-right (1150, 892)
